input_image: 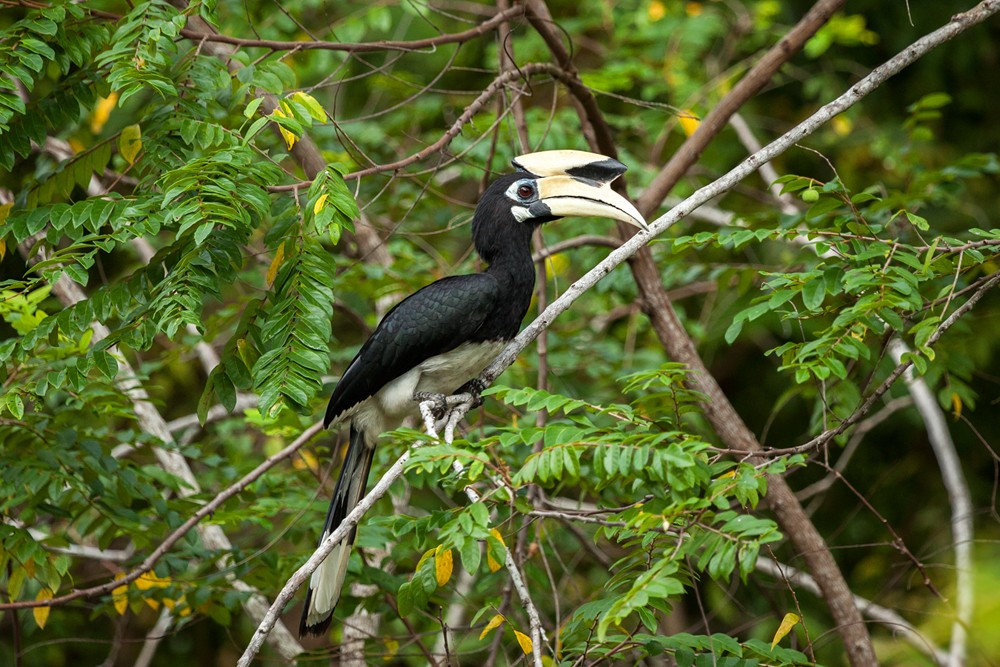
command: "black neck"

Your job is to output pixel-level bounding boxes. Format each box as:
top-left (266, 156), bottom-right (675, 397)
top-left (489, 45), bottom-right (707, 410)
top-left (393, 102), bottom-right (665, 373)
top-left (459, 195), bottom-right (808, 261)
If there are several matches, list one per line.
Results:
top-left (470, 174), bottom-right (542, 340)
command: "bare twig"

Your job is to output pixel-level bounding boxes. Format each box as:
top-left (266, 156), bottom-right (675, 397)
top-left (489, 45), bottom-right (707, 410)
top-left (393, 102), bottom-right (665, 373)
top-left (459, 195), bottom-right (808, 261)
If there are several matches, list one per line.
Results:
top-left (757, 557), bottom-right (949, 665)
top-left (238, 444), bottom-right (413, 666)
top-left (175, 5), bottom-right (525, 54)
top-left (0, 421), bottom-right (325, 611)
top-left (888, 339), bottom-right (974, 667)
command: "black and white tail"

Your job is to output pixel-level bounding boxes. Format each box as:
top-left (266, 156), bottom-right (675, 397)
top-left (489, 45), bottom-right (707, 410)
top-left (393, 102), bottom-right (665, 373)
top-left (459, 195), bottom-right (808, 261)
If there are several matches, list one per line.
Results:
top-left (299, 425), bottom-right (376, 636)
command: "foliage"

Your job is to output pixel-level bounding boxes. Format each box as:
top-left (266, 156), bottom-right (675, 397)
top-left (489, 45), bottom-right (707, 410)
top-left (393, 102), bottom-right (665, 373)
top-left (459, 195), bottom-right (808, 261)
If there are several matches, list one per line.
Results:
top-left (1, 0), bottom-right (999, 666)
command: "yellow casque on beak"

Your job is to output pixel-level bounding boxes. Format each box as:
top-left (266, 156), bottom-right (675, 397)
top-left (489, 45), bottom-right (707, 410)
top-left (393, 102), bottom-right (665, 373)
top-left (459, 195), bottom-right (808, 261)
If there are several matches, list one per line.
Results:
top-left (512, 150), bottom-right (647, 230)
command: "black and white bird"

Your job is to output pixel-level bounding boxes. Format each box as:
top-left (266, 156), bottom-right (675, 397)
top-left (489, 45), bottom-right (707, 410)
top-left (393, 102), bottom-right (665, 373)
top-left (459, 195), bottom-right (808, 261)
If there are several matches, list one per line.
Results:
top-left (300, 150), bottom-right (646, 636)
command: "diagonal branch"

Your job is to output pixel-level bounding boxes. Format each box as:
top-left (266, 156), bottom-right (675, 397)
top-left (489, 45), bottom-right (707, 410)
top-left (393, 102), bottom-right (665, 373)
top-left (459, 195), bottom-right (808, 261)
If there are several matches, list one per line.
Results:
top-left (487, 4), bottom-right (1000, 665)
top-left (634, 0), bottom-right (848, 217)
top-left (756, 557), bottom-right (949, 665)
top-left (888, 338), bottom-right (974, 667)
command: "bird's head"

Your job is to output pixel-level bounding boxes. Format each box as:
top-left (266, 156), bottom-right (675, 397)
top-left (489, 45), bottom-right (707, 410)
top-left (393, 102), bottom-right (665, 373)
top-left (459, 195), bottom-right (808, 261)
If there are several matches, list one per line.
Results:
top-left (473, 150), bottom-right (646, 264)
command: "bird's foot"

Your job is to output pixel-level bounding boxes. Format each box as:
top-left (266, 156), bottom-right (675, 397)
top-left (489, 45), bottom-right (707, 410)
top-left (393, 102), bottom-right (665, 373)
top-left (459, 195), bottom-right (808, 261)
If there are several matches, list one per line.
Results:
top-left (414, 391), bottom-right (449, 422)
top-left (414, 387), bottom-right (485, 442)
top-left (413, 391), bottom-right (448, 438)
top-left (454, 378), bottom-right (488, 409)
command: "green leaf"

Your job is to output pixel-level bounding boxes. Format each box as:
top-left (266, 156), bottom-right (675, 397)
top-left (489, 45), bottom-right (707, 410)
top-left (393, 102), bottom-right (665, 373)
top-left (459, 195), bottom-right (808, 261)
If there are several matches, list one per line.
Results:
top-left (801, 279), bottom-right (824, 311)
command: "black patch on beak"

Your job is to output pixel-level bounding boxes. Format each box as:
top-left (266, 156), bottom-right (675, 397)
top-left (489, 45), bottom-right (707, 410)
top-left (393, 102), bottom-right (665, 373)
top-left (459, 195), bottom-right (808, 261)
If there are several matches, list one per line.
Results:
top-left (528, 200), bottom-right (552, 218)
top-left (566, 158), bottom-right (627, 183)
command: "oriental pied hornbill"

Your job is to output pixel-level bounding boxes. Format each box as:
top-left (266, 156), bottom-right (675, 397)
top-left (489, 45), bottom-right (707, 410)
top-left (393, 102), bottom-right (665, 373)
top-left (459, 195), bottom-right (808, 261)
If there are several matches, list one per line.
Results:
top-left (300, 150), bottom-right (646, 636)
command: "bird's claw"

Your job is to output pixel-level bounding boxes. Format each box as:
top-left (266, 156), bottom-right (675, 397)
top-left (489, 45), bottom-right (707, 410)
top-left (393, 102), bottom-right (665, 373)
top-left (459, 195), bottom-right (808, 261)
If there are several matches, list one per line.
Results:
top-left (414, 385), bottom-right (487, 441)
top-left (414, 391), bottom-right (449, 421)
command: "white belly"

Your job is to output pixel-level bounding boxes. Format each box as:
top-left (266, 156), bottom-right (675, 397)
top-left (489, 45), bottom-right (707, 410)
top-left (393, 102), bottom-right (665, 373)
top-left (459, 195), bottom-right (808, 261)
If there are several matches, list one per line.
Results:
top-left (351, 340), bottom-right (506, 436)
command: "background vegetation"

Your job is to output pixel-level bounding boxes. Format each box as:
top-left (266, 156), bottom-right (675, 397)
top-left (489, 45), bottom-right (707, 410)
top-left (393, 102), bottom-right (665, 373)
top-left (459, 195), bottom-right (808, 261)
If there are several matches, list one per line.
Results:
top-left (1, 0), bottom-right (999, 665)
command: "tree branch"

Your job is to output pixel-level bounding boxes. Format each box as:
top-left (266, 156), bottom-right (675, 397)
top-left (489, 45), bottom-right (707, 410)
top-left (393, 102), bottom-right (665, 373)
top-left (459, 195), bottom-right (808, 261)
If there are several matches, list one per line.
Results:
top-left (482, 4), bottom-right (1000, 664)
top-left (634, 0), bottom-right (848, 217)
top-left (756, 557), bottom-right (949, 665)
top-left (176, 5), bottom-right (524, 54)
top-left (888, 339), bottom-right (974, 667)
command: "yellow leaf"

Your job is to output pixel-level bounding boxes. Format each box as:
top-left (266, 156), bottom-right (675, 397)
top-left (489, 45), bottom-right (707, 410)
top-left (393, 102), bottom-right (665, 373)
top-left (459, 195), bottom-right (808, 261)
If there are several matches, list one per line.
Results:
top-left (487, 528), bottom-right (505, 573)
top-left (771, 612), bottom-right (801, 649)
top-left (90, 92), bottom-right (119, 134)
top-left (163, 593), bottom-right (190, 617)
top-left (435, 546), bottom-right (453, 587)
top-left (313, 193), bottom-right (329, 216)
top-left (293, 449), bottom-right (319, 472)
top-left (266, 242), bottom-right (285, 288)
top-left (686, 2), bottom-right (703, 17)
top-left (679, 111), bottom-right (700, 137)
top-left (136, 571), bottom-right (170, 611)
top-left (119, 124), bottom-right (142, 164)
top-left (290, 91), bottom-right (328, 122)
top-left (112, 573), bottom-right (128, 616)
top-left (951, 392), bottom-right (962, 420)
top-left (135, 571), bottom-right (171, 590)
top-left (479, 613), bottom-right (504, 640)
top-left (648, 1), bottom-right (665, 21)
top-left (271, 105), bottom-right (297, 150)
top-left (831, 114), bottom-right (853, 137)
top-left (33, 588), bottom-right (53, 629)
top-left (514, 629), bottom-right (533, 654)
top-left (0, 238), bottom-right (6, 262)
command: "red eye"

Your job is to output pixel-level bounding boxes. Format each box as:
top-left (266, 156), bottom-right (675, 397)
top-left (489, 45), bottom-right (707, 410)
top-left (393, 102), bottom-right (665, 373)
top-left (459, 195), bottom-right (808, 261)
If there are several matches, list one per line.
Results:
top-left (517, 184), bottom-right (534, 199)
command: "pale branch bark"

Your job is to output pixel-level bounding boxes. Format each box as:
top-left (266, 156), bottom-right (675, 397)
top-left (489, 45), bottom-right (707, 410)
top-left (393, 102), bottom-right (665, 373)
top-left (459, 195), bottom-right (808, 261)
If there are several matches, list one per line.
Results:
top-left (7, 238), bottom-right (304, 661)
top-left (240, 410), bottom-right (429, 666)
top-left (756, 557), bottom-right (949, 666)
top-left (8, 520), bottom-right (134, 563)
top-left (445, 442), bottom-right (547, 667)
top-left (456, 472), bottom-right (546, 667)
top-left (888, 339), bottom-right (974, 667)
top-left (133, 608), bottom-right (173, 667)
top-left (728, 112), bottom-right (799, 215)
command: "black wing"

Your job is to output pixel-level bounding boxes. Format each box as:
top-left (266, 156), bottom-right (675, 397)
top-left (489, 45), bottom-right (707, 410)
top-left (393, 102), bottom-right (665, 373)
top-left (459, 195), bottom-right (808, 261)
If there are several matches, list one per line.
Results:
top-left (324, 273), bottom-right (500, 426)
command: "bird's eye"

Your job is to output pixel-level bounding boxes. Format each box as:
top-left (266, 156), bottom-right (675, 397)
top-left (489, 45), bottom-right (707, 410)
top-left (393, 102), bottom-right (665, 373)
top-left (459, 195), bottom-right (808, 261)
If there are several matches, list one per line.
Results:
top-left (516, 184), bottom-right (534, 199)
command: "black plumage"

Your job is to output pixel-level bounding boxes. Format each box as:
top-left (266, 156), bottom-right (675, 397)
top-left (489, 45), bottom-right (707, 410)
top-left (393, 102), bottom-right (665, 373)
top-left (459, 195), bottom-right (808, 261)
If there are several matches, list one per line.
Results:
top-left (300, 151), bottom-right (644, 637)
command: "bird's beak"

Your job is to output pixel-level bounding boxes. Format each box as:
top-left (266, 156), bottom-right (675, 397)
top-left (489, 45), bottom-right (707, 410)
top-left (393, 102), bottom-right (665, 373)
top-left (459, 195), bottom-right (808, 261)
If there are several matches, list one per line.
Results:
top-left (513, 150), bottom-right (648, 230)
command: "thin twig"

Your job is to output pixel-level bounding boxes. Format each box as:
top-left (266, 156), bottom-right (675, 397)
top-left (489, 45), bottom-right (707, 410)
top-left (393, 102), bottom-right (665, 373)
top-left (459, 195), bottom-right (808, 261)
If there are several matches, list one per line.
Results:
top-left (756, 557), bottom-right (949, 665)
top-left (888, 339), bottom-right (974, 667)
top-left (0, 421), bottom-right (325, 610)
top-left (174, 5), bottom-right (524, 54)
